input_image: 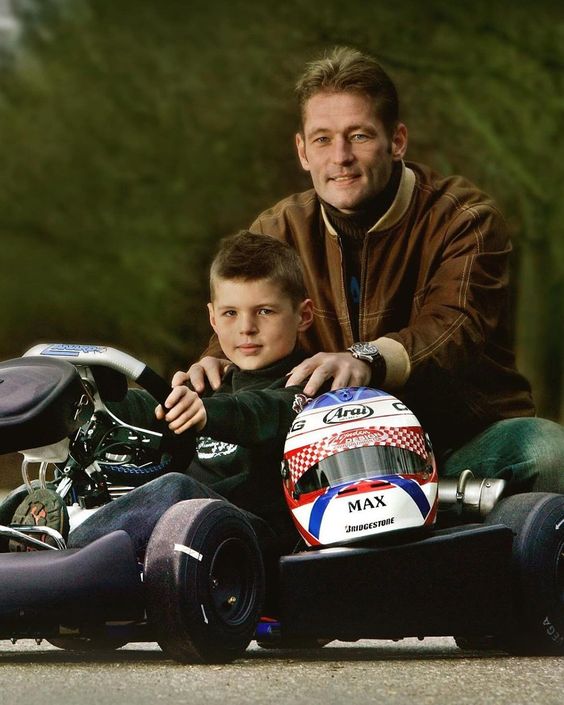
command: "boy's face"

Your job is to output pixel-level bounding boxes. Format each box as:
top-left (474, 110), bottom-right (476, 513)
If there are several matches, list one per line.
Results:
top-left (208, 277), bottom-right (313, 371)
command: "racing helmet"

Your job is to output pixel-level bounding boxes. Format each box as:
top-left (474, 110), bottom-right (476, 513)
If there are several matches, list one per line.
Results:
top-left (282, 387), bottom-right (437, 547)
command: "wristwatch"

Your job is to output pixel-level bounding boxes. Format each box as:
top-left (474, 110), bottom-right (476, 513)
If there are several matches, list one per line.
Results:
top-left (347, 342), bottom-right (387, 388)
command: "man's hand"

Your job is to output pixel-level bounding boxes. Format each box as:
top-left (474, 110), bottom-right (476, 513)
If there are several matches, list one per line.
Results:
top-left (155, 385), bottom-right (207, 434)
top-left (183, 356), bottom-right (231, 393)
top-left (285, 352), bottom-right (371, 396)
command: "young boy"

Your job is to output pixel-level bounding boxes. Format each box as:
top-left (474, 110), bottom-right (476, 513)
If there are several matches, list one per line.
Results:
top-left (67, 231), bottom-right (314, 557)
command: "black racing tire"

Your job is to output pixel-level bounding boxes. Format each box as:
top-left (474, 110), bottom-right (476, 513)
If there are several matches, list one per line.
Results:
top-left (483, 492), bottom-right (564, 655)
top-left (144, 499), bottom-right (264, 664)
top-left (47, 637), bottom-right (127, 652)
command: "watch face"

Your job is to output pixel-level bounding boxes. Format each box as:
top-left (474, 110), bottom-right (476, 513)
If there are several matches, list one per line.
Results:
top-left (348, 343), bottom-right (386, 386)
top-left (349, 342), bottom-right (380, 362)
top-left (354, 343), bottom-right (378, 356)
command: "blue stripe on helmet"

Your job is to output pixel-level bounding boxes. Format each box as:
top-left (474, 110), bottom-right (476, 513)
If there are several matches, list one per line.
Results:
top-left (387, 475), bottom-right (431, 518)
top-left (307, 485), bottom-right (343, 539)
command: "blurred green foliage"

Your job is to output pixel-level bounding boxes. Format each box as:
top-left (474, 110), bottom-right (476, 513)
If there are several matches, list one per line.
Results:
top-left (0, 0), bottom-right (562, 420)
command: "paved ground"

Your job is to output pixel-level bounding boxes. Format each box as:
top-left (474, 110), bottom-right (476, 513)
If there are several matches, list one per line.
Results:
top-left (0, 638), bottom-right (562, 705)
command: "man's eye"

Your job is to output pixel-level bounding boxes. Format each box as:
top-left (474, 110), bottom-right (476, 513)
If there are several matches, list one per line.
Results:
top-left (351, 133), bottom-right (369, 142)
top-left (312, 136), bottom-right (329, 145)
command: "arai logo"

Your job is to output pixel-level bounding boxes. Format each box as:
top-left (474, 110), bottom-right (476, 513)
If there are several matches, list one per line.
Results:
top-left (323, 404), bottom-right (374, 424)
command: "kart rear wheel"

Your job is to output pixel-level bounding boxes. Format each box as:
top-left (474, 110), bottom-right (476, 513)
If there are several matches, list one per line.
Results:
top-left (144, 499), bottom-right (264, 664)
top-left (483, 492), bottom-right (564, 655)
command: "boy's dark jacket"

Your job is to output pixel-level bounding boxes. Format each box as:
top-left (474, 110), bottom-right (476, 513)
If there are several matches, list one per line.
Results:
top-left (187, 349), bottom-right (308, 528)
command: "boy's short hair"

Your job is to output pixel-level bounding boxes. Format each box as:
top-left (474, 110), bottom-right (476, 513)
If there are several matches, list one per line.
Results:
top-left (295, 46), bottom-right (399, 138)
top-left (210, 231), bottom-right (308, 307)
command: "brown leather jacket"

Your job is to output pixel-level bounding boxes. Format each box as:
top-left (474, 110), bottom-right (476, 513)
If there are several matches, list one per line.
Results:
top-left (243, 161), bottom-right (535, 453)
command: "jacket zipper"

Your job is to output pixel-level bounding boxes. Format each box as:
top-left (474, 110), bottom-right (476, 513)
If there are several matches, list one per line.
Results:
top-left (335, 234), bottom-right (355, 345)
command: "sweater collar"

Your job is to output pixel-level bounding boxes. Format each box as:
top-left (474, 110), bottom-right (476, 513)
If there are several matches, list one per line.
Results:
top-left (226, 348), bottom-right (306, 383)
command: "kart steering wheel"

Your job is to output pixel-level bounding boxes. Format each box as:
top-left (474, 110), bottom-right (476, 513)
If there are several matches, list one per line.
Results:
top-left (23, 343), bottom-right (174, 406)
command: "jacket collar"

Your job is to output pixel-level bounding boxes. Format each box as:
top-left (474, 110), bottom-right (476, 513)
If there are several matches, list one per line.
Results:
top-left (320, 161), bottom-right (416, 236)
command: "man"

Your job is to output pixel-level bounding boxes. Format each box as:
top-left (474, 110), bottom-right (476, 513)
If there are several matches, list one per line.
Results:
top-left (190, 46), bottom-right (564, 494)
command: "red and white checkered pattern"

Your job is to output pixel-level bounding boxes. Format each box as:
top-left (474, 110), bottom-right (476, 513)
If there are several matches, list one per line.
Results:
top-left (285, 426), bottom-right (427, 485)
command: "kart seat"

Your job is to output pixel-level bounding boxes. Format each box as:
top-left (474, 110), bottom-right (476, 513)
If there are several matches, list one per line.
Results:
top-left (0, 357), bottom-right (92, 454)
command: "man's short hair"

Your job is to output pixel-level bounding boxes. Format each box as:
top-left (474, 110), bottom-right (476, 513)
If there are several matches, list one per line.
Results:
top-left (295, 46), bottom-right (399, 137)
top-left (210, 231), bottom-right (308, 307)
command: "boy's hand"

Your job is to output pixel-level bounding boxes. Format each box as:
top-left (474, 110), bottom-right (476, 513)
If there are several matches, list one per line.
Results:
top-left (184, 356), bottom-right (231, 393)
top-left (155, 386), bottom-right (207, 434)
top-left (285, 352), bottom-right (371, 396)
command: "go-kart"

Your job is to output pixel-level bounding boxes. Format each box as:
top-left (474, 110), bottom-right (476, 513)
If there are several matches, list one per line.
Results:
top-left (0, 343), bottom-right (562, 662)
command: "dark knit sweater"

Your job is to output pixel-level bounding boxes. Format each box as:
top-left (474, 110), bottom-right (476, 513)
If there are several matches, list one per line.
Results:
top-left (187, 350), bottom-right (307, 525)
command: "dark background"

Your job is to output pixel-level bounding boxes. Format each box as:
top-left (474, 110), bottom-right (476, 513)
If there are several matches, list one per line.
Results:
top-left (1, 0), bottom-right (562, 421)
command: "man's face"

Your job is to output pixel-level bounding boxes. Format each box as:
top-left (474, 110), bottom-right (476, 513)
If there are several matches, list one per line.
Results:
top-left (208, 277), bottom-right (313, 371)
top-left (296, 91), bottom-right (407, 213)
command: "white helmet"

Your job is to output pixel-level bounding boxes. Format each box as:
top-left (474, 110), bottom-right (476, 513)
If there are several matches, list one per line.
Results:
top-left (283, 387), bottom-right (437, 547)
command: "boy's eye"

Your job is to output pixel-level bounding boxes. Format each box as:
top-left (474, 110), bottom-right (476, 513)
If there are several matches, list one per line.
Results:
top-left (223, 310), bottom-right (237, 317)
top-left (258, 308), bottom-right (274, 315)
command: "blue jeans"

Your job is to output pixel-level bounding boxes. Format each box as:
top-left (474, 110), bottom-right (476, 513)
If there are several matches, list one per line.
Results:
top-left (67, 472), bottom-right (294, 614)
top-left (441, 417), bottom-right (564, 494)
top-left (67, 473), bottom-right (280, 557)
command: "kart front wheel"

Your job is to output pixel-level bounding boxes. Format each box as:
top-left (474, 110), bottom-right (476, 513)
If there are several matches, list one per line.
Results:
top-left (484, 492), bottom-right (564, 655)
top-left (144, 499), bottom-right (264, 664)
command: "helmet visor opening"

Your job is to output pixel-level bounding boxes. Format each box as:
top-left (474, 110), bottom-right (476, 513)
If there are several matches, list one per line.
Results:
top-left (295, 445), bottom-right (429, 495)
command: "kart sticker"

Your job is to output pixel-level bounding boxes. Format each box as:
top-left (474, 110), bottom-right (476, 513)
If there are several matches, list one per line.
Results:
top-left (326, 427), bottom-right (392, 451)
top-left (323, 403), bottom-right (374, 424)
top-left (345, 517), bottom-right (395, 533)
top-left (174, 543), bottom-right (203, 561)
top-left (39, 344), bottom-right (107, 357)
top-left (196, 436), bottom-right (238, 459)
top-left (292, 393), bottom-right (311, 414)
